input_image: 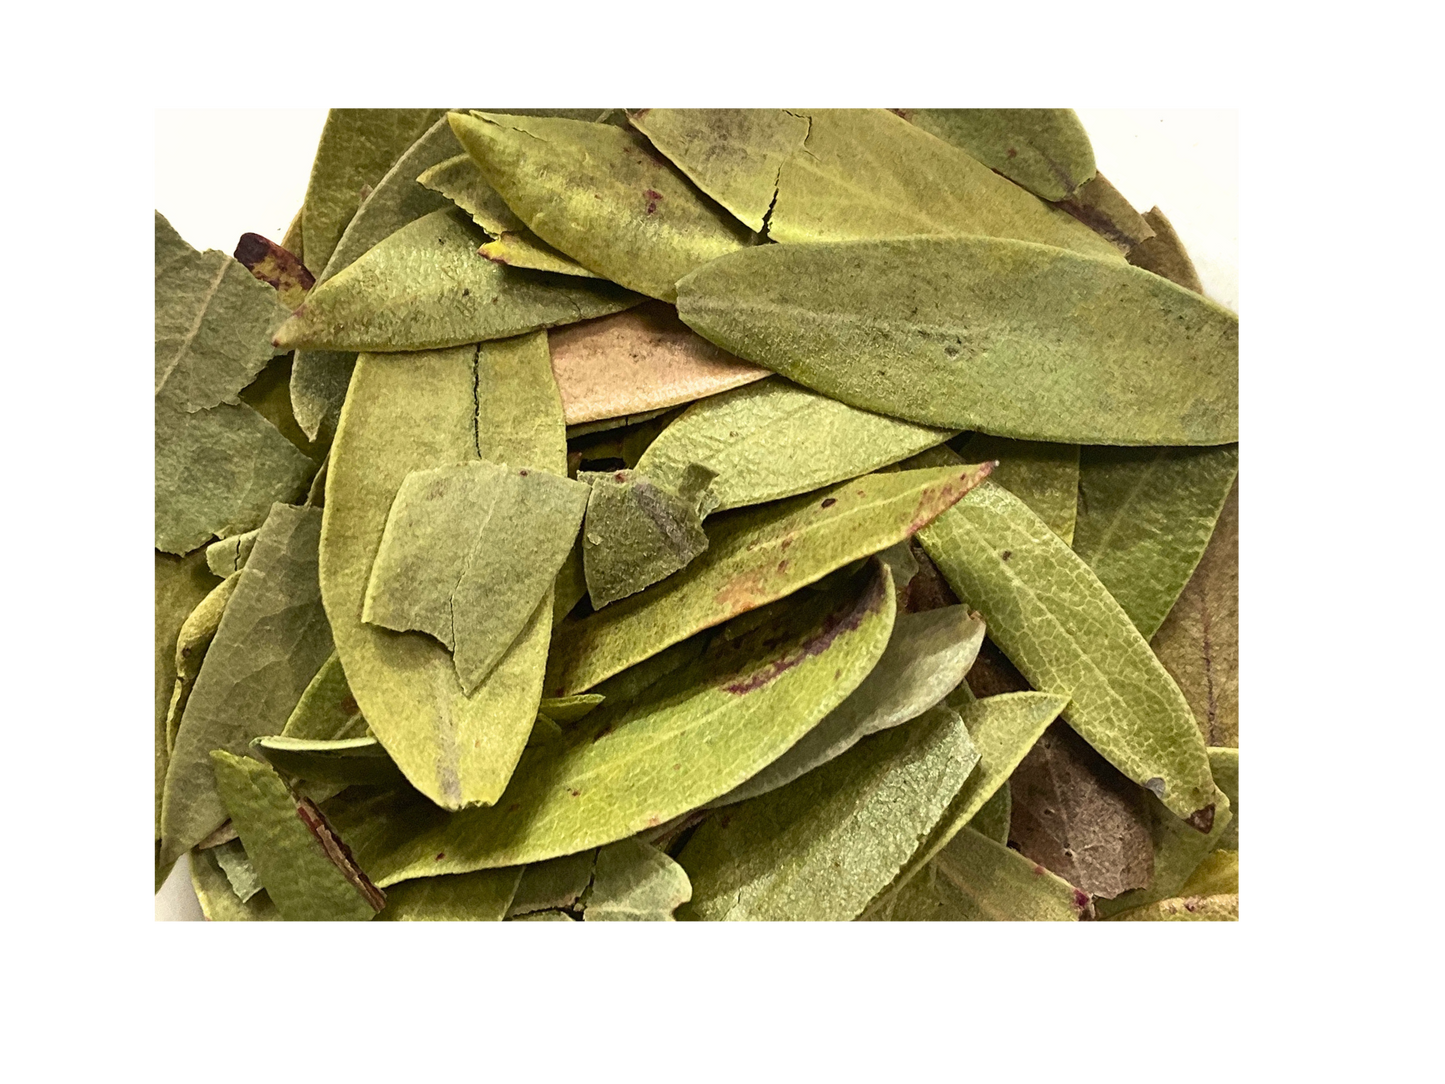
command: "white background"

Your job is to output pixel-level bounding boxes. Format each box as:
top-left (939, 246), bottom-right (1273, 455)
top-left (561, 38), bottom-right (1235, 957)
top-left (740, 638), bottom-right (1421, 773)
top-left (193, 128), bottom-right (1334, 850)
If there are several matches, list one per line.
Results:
top-left (153, 107), bottom-right (1239, 921)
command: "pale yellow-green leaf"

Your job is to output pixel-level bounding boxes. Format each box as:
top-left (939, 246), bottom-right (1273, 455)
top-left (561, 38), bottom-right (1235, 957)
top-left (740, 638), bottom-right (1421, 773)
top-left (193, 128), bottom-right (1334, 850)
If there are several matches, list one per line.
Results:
top-left (957, 434), bottom-right (1079, 545)
top-left (1210, 747), bottom-right (1239, 851)
top-left (932, 826), bottom-right (1088, 921)
top-left (191, 847), bottom-right (280, 921)
top-left (155, 550), bottom-right (221, 838)
top-left (1178, 848), bottom-right (1238, 898)
top-left (281, 651), bottom-right (369, 741)
top-left (895, 108), bottom-right (1096, 202)
top-left (1110, 893), bottom-right (1238, 921)
top-left (164, 572), bottom-right (240, 754)
top-left (506, 850), bottom-right (598, 917)
top-left (583, 839), bottom-right (691, 921)
top-left (377, 867), bottom-right (523, 921)
top-left (253, 735), bottom-right (407, 788)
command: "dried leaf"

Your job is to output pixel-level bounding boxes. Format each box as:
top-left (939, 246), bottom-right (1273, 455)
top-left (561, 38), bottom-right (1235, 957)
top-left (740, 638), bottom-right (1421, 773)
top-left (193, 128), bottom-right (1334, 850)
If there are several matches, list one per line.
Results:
top-left (929, 827), bottom-right (1089, 921)
top-left (548, 300), bottom-right (768, 425)
top-left (1110, 893), bottom-right (1238, 921)
top-left (190, 846), bottom-right (279, 921)
top-left (205, 528), bottom-right (259, 577)
top-left (506, 849), bottom-right (598, 916)
top-left (1093, 785), bottom-right (1234, 919)
top-left (510, 910), bottom-right (575, 921)
top-left (1127, 206), bottom-right (1205, 294)
top-left (1073, 444), bottom-right (1239, 639)
top-left (537, 695), bottom-right (605, 724)
top-left (1007, 721), bottom-right (1155, 899)
top-left (480, 233), bottom-right (608, 278)
top-left (914, 448), bottom-right (1222, 825)
top-left (552, 542), bottom-right (587, 623)
top-left (211, 750), bottom-right (383, 920)
top-left (629, 109), bottom-right (1115, 258)
top-left (678, 705), bottom-right (978, 921)
top-left (711, 606), bottom-right (985, 807)
top-left (363, 461), bottom-right (589, 692)
top-left (676, 236), bottom-right (1238, 446)
top-left (211, 838), bottom-right (263, 902)
top-left (957, 434), bottom-right (1079, 544)
top-left (274, 208), bottom-right (639, 354)
top-left (971, 783), bottom-right (1012, 846)
top-left (155, 550), bottom-right (221, 837)
top-left (377, 867), bottom-right (523, 921)
top-left (236, 352), bottom-right (322, 460)
top-left (583, 838), bottom-right (692, 921)
top-left (281, 651), bottom-right (368, 741)
top-left (164, 572), bottom-right (241, 754)
top-left (355, 561), bottom-right (897, 883)
top-left (1178, 847), bottom-right (1238, 897)
top-left (159, 504), bottom-right (334, 867)
top-left (321, 336), bottom-right (564, 808)
top-left (253, 735), bottom-right (407, 788)
top-left (546, 462), bottom-right (993, 695)
top-left (233, 232), bottom-right (314, 310)
top-left (447, 112), bottom-right (756, 301)
top-left (1210, 747), bottom-right (1239, 851)
top-left (1057, 173), bottom-right (1155, 252)
top-left (894, 108), bottom-right (1096, 202)
top-left (1150, 480), bottom-right (1239, 745)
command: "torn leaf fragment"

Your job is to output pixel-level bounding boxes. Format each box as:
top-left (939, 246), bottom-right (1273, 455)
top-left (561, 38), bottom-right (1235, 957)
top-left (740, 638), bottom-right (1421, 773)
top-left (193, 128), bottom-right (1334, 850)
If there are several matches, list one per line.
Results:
top-left (583, 839), bottom-right (692, 921)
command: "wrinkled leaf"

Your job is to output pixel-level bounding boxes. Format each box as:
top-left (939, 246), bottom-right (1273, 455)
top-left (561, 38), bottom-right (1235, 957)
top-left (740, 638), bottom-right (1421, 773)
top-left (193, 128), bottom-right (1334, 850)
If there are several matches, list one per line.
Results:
top-left (957, 433), bottom-right (1079, 545)
top-left (234, 232), bottom-right (314, 310)
top-left (205, 528), bottom-right (259, 577)
top-left (893, 108), bottom-right (1096, 202)
top-left (211, 750), bottom-right (384, 920)
top-left (1073, 444), bottom-right (1239, 639)
top-left (377, 867), bottom-right (523, 921)
top-left (1127, 206), bottom-right (1205, 294)
top-left (914, 448), bottom-right (1222, 825)
top-left (364, 461), bottom-right (589, 692)
top-left (629, 109), bottom-right (1115, 258)
top-left (253, 735), bottom-right (407, 788)
top-left (676, 236), bottom-right (1238, 446)
top-left (506, 849), bottom-right (598, 916)
top-left (191, 847), bottom-right (279, 921)
top-left (679, 705), bottom-right (978, 921)
top-left (160, 504), bottom-right (334, 866)
top-left (548, 300), bottom-right (768, 426)
top-left (281, 651), bottom-right (368, 741)
top-left (320, 336), bottom-right (562, 808)
top-left (212, 838), bottom-right (263, 902)
top-left (1151, 481), bottom-right (1239, 746)
top-left (547, 462), bottom-right (992, 695)
top-left (712, 606), bottom-right (985, 806)
top-left (1057, 173), bottom-right (1155, 252)
top-left (1210, 747), bottom-right (1239, 851)
top-left (583, 838), bottom-right (692, 921)
top-left (448, 112), bottom-right (756, 302)
top-left (155, 550), bottom-right (221, 837)
top-left (356, 562), bottom-right (897, 883)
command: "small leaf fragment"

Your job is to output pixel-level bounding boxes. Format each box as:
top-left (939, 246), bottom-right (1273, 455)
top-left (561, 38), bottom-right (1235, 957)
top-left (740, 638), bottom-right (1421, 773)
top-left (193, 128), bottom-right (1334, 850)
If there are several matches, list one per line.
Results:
top-left (956, 433), bottom-right (1079, 544)
top-left (164, 572), bottom-right (241, 753)
top-left (1127, 206), bottom-right (1206, 294)
top-left (506, 850), bottom-right (598, 917)
top-left (1057, 173), bottom-right (1156, 252)
top-left (253, 735), bottom-right (407, 788)
top-left (377, 868), bottom-right (523, 921)
top-left (211, 838), bottom-right (263, 902)
top-left (156, 550), bottom-right (221, 838)
top-left (281, 651), bottom-right (368, 741)
top-left (1109, 893), bottom-right (1238, 921)
top-left (894, 108), bottom-right (1097, 202)
top-left (583, 839), bottom-right (692, 921)
top-left (1209, 747), bottom-right (1240, 851)
top-left (233, 232), bottom-right (314, 310)
top-left (971, 783), bottom-right (1012, 846)
top-left (536, 695), bottom-right (605, 724)
top-left (1093, 787), bottom-right (1234, 919)
top-left (205, 528), bottom-right (260, 577)
top-left (190, 846), bottom-right (279, 921)
top-left (929, 827), bottom-right (1089, 921)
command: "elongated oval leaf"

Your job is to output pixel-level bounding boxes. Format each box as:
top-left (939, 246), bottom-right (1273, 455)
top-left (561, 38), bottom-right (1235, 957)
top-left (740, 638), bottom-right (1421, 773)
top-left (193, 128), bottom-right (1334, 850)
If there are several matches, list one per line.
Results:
top-left (629, 108), bottom-right (1116, 258)
top-left (546, 461), bottom-right (993, 695)
top-left (679, 705), bottom-right (978, 921)
top-left (320, 335), bottom-right (563, 809)
top-left (894, 108), bottom-right (1096, 202)
top-left (956, 434), bottom-right (1079, 545)
top-left (448, 112), bottom-right (756, 302)
top-left (913, 449), bottom-right (1221, 825)
top-left (676, 236), bottom-right (1238, 445)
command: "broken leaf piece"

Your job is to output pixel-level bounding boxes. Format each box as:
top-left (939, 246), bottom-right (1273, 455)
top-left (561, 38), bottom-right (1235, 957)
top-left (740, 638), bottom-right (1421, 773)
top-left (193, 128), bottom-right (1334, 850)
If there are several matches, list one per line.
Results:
top-left (205, 528), bottom-right (259, 577)
top-left (1073, 444), bottom-right (1239, 639)
top-left (712, 606), bottom-right (985, 806)
top-left (212, 838), bottom-right (263, 902)
top-left (1127, 206), bottom-right (1205, 294)
top-left (1110, 892), bottom-right (1238, 921)
top-left (155, 550), bottom-right (221, 838)
top-left (547, 462), bottom-right (993, 695)
top-left (1178, 847), bottom-right (1238, 898)
top-left (629, 109), bottom-right (1115, 258)
top-left (448, 112), bottom-right (756, 301)
top-left (275, 208), bottom-right (640, 354)
top-left (1007, 721), bottom-right (1154, 899)
top-left (956, 434), bottom-right (1079, 545)
top-left (548, 300), bottom-right (768, 425)
top-left (253, 736), bottom-right (407, 788)
top-left (363, 461), bottom-right (589, 692)
top-left (1210, 747), bottom-right (1240, 851)
top-left (676, 236), bottom-right (1238, 446)
top-left (971, 783), bottom-right (1012, 846)
top-left (929, 827), bottom-right (1088, 921)
top-left (537, 695), bottom-right (605, 724)
top-left (1093, 786), bottom-right (1233, 919)
top-left (506, 849), bottom-right (598, 916)
top-left (191, 846), bottom-right (279, 921)
top-left (583, 839), bottom-right (692, 921)
top-left (211, 750), bottom-right (384, 920)
top-left (320, 336), bottom-right (562, 809)
top-left (678, 705), bottom-right (979, 921)
top-left (1057, 173), bottom-right (1155, 252)
top-left (164, 572), bottom-right (241, 753)
top-left (634, 378), bottom-right (955, 514)
top-left (377, 867), bottom-right (523, 921)
top-left (580, 464), bottom-right (718, 607)
top-left (234, 232), bottom-right (313, 310)
top-left (160, 503), bottom-right (334, 867)
top-left (894, 108), bottom-right (1096, 202)
top-left (281, 651), bottom-right (367, 741)
top-left (359, 562), bottom-right (897, 882)
top-left (480, 232), bottom-right (606, 278)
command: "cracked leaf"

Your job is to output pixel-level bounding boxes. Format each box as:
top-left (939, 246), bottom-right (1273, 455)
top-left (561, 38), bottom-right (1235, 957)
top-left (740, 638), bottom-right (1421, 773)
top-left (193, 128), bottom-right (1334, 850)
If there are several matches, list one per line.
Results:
top-left (583, 838), bottom-right (692, 921)
top-left (205, 528), bottom-right (259, 577)
top-left (1127, 206), bottom-right (1205, 294)
top-left (448, 112), bottom-right (756, 302)
top-left (506, 849), bottom-right (598, 916)
top-left (676, 236), bottom-right (1238, 446)
top-left (159, 504), bottom-right (334, 867)
top-left (678, 705), bottom-right (978, 921)
top-left (957, 433), bottom-right (1079, 544)
top-left (1057, 173), bottom-right (1155, 252)
top-left (629, 109), bottom-right (1115, 258)
top-left (234, 232), bottom-right (314, 310)
top-left (377, 867), bottom-right (523, 921)
top-left (364, 461), bottom-right (589, 692)
top-left (894, 108), bottom-right (1096, 202)
top-left (546, 461), bottom-right (993, 695)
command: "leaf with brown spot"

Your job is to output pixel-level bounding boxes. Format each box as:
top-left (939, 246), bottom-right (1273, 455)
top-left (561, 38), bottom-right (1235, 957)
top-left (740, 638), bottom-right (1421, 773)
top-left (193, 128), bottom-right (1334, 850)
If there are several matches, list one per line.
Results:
top-left (1127, 206), bottom-right (1205, 293)
top-left (234, 232), bottom-right (314, 310)
top-left (281, 651), bottom-right (368, 741)
top-left (1109, 892), bottom-right (1238, 921)
top-left (1057, 173), bottom-right (1155, 252)
top-left (1093, 783), bottom-right (1233, 919)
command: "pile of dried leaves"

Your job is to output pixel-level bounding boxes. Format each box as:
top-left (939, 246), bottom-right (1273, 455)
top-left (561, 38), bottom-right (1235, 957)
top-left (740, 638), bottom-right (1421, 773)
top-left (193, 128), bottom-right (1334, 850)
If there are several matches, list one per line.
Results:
top-left (155, 108), bottom-right (1237, 921)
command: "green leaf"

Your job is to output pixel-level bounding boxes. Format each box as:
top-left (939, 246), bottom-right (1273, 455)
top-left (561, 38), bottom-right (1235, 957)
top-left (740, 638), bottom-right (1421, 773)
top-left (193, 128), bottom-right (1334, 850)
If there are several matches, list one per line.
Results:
top-left (253, 735), bottom-right (407, 788)
top-left (509, 910), bottom-right (575, 921)
top-left (190, 846), bottom-right (279, 921)
top-left (377, 867), bottom-right (523, 921)
top-left (155, 550), bottom-right (221, 838)
top-left (320, 336), bottom-right (563, 809)
top-left (971, 783), bottom-right (1012, 846)
top-left (957, 434), bottom-right (1079, 545)
top-left (1073, 444), bottom-right (1239, 639)
top-left (506, 850), bottom-right (598, 916)
top-left (1093, 786), bottom-right (1233, 919)
top-left (447, 112), bottom-right (756, 302)
top-left (1127, 206), bottom-right (1206, 294)
top-left (711, 606), bottom-right (985, 807)
top-left (211, 750), bottom-right (384, 921)
top-left (546, 462), bottom-right (993, 695)
top-left (920, 827), bottom-right (1089, 921)
top-left (1210, 747), bottom-right (1239, 851)
top-left (675, 236), bottom-right (1238, 446)
top-left (583, 839), bottom-right (692, 921)
top-left (1109, 892), bottom-right (1238, 921)
top-left (363, 461), bottom-right (589, 693)
top-left (1178, 847), bottom-right (1238, 898)
top-left (159, 504), bottom-right (334, 867)
top-left (549, 300), bottom-right (768, 426)
top-left (480, 233), bottom-right (609, 278)
top-left (281, 651), bottom-right (368, 741)
top-left (914, 450), bottom-right (1222, 825)
top-left (628, 109), bottom-right (1116, 259)
top-left (678, 705), bottom-right (978, 921)
top-left (1057, 173), bottom-right (1156, 252)
top-left (300, 109), bottom-right (448, 276)
top-left (237, 352), bottom-right (323, 460)
top-left (163, 572), bottom-right (241, 754)
top-left (211, 838), bottom-right (263, 902)
top-left (893, 108), bottom-right (1096, 202)
top-left (357, 561), bottom-right (898, 883)
top-left (204, 528), bottom-right (259, 577)
top-left (274, 208), bottom-right (639, 354)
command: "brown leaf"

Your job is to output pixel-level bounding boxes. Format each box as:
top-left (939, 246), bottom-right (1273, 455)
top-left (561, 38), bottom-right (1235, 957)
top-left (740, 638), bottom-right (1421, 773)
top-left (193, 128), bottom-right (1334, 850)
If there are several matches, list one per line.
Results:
top-left (1150, 479), bottom-right (1239, 745)
top-left (1057, 173), bottom-right (1155, 252)
top-left (1126, 206), bottom-right (1205, 294)
top-left (234, 233), bottom-right (315, 311)
top-left (548, 300), bottom-right (769, 425)
top-left (1008, 720), bottom-right (1154, 899)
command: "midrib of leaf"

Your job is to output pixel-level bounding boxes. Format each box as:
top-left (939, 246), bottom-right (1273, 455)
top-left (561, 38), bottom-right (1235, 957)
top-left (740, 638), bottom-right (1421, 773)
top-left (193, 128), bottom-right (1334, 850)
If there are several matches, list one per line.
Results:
top-left (156, 256), bottom-right (231, 401)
